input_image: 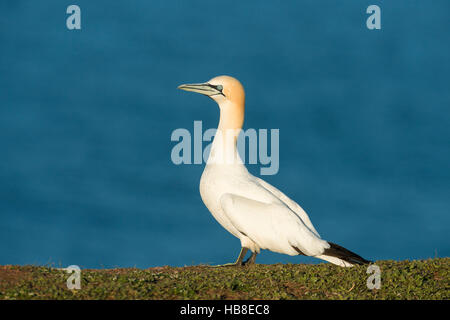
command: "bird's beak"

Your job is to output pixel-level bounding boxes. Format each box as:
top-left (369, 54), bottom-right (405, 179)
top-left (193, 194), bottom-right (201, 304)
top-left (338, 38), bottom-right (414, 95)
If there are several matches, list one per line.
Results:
top-left (178, 83), bottom-right (223, 97)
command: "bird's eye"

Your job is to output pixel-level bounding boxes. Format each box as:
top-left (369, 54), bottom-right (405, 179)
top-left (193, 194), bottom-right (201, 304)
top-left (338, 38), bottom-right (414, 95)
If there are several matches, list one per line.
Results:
top-left (216, 85), bottom-right (223, 91)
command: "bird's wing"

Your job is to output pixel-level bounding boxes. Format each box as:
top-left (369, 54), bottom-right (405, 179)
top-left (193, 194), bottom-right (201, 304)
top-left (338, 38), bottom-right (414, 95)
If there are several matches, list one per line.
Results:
top-left (253, 177), bottom-right (321, 237)
top-left (220, 193), bottom-right (330, 256)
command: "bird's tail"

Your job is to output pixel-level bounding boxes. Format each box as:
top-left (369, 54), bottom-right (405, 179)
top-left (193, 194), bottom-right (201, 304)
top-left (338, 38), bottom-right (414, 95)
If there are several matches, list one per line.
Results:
top-left (316, 242), bottom-right (371, 267)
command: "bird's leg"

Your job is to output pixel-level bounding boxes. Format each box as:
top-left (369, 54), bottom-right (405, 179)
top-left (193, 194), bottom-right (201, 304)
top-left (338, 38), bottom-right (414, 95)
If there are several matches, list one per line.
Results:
top-left (212, 247), bottom-right (248, 267)
top-left (243, 251), bottom-right (257, 266)
top-left (234, 247), bottom-right (249, 265)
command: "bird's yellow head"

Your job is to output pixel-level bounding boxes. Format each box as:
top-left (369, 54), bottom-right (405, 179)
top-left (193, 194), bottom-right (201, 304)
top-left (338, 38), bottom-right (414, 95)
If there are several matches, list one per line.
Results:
top-left (178, 75), bottom-right (245, 129)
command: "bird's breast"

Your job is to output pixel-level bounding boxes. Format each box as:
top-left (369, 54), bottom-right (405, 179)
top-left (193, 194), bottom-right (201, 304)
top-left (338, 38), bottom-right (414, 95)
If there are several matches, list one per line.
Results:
top-left (199, 165), bottom-right (251, 238)
top-left (199, 165), bottom-right (228, 207)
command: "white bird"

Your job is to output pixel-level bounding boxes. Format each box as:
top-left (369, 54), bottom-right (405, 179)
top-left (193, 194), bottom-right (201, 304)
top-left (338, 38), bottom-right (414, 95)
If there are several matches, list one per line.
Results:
top-left (178, 75), bottom-right (370, 267)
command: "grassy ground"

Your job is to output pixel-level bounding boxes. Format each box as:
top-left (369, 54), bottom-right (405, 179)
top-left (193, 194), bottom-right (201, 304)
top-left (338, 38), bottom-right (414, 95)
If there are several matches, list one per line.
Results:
top-left (0, 258), bottom-right (448, 300)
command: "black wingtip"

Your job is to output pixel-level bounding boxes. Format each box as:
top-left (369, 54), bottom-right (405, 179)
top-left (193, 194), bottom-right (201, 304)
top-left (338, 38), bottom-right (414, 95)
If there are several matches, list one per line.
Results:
top-left (324, 242), bottom-right (371, 265)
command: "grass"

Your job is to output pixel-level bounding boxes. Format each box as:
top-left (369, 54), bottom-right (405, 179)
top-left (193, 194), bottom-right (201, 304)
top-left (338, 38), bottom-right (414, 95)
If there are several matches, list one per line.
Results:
top-left (0, 258), bottom-right (448, 300)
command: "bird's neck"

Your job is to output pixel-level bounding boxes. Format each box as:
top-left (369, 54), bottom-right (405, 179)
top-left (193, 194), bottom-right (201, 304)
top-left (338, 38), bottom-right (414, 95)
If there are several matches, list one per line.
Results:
top-left (207, 101), bottom-right (245, 166)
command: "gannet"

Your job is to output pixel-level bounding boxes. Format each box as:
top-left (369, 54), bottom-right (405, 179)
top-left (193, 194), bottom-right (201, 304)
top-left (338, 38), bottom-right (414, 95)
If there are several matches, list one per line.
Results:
top-left (178, 75), bottom-right (370, 267)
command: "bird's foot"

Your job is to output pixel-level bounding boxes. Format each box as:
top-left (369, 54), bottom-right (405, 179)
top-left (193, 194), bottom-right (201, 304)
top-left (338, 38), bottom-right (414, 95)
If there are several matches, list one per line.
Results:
top-left (211, 262), bottom-right (243, 268)
top-left (210, 247), bottom-right (249, 268)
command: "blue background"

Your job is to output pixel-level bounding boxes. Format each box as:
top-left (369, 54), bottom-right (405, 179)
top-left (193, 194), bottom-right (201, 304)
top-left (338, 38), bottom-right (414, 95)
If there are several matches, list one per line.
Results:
top-left (1, 1), bottom-right (449, 268)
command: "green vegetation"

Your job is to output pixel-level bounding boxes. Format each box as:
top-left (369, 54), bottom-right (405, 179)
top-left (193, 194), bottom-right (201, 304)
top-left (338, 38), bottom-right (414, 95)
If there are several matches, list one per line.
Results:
top-left (0, 258), bottom-right (448, 300)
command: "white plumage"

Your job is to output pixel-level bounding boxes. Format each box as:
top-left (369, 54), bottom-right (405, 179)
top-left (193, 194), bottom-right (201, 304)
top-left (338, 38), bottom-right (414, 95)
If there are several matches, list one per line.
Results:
top-left (179, 75), bottom-right (369, 267)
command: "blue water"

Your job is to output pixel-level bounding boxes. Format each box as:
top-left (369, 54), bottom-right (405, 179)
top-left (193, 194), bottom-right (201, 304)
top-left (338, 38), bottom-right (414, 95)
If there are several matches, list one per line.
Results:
top-left (1, 1), bottom-right (449, 268)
